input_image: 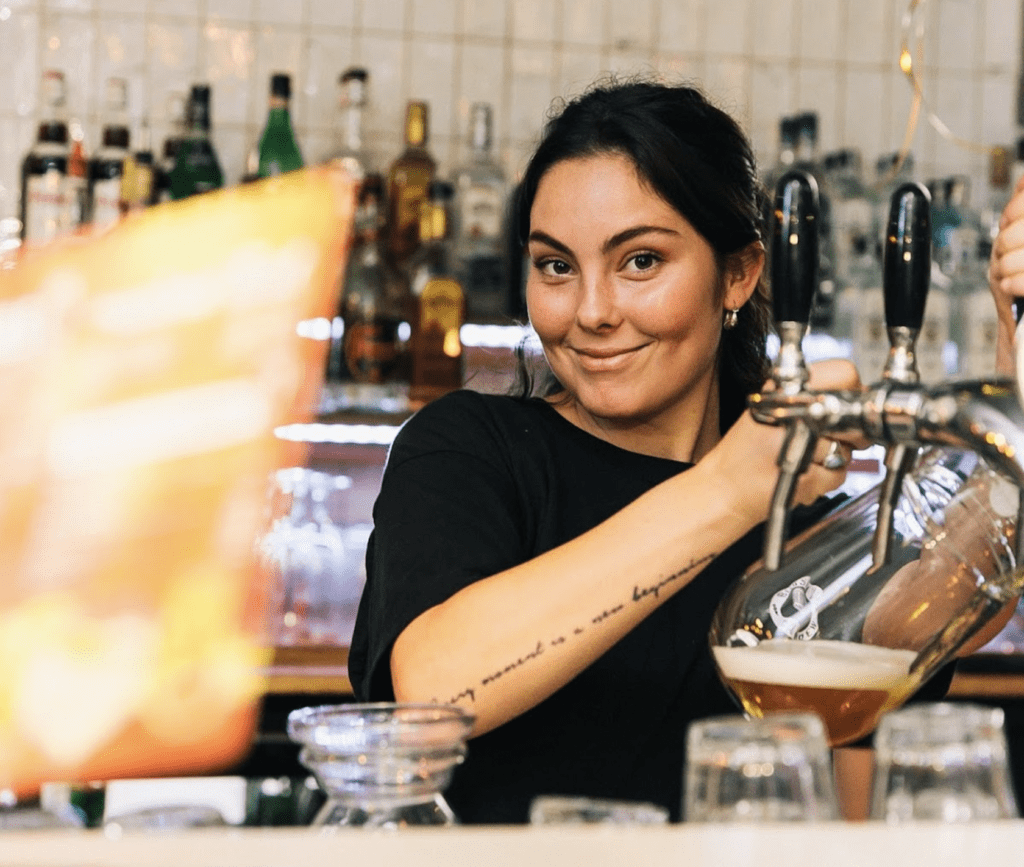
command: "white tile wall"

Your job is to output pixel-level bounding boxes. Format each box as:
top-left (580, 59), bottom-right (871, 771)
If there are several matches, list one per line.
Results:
top-left (1, 0), bottom-right (1020, 225)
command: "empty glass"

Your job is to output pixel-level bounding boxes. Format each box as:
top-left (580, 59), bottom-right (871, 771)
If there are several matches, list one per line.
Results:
top-left (256, 467), bottom-right (365, 646)
top-left (684, 712), bottom-right (839, 822)
top-left (287, 702), bottom-right (474, 828)
top-left (870, 702), bottom-right (1019, 822)
top-left (529, 795), bottom-right (668, 825)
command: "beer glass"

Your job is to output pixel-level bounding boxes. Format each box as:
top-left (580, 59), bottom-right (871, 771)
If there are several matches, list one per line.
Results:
top-left (870, 702), bottom-right (1018, 822)
top-left (683, 712), bottom-right (839, 822)
top-left (529, 795), bottom-right (669, 825)
top-left (709, 447), bottom-right (1021, 747)
top-left (287, 703), bottom-right (474, 828)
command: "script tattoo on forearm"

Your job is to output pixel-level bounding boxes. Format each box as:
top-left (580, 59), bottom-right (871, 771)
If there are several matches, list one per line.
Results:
top-left (439, 553), bottom-right (718, 706)
top-left (632, 553), bottom-right (716, 603)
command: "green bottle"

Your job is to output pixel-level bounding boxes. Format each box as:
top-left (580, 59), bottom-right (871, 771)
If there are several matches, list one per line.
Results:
top-left (167, 84), bottom-right (224, 200)
top-left (257, 73), bottom-right (303, 178)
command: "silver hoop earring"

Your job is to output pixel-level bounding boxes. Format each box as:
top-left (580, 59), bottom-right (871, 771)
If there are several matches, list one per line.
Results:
top-left (723, 308), bottom-right (739, 330)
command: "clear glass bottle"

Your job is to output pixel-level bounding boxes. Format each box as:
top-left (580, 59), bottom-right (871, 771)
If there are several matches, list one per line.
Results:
top-left (330, 67), bottom-right (372, 183)
top-left (452, 102), bottom-right (508, 321)
top-left (20, 69), bottom-right (71, 245)
top-left (87, 77), bottom-right (131, 231)
top-left (287, 703), bottom-right (474, 827)
top-left (407, 181), bottom-right (465, 405)
top-left (167, 84), bottom-right (224, 200)
top-left (257, 73), bottom-right (303, 178)
top-left (385, 100), bottom-right (436, 268)
top-left (119, 122), bottom-right (156, 218)
top-left (762, 115), bottom-right (798, 197)
top-left (327, 173), bottom-right (410, 387)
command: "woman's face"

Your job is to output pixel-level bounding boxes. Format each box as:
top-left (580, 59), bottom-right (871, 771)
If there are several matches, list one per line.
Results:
top-left (526, 153), bottom-right (759, 444)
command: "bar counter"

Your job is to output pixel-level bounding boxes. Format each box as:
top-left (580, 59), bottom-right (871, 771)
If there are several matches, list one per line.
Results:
top-left (4, 822), bottom-right (1024, 866)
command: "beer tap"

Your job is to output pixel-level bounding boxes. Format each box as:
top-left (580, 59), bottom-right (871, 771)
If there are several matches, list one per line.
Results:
top-left (870, 182), bottom-right (931, 570)
top-left (759, 169), bottom-right (820, 571)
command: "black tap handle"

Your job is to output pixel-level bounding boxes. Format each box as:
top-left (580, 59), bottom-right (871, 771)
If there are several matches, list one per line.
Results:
top-left (770, 169), bottom-right (820, 325)
top-left (883, 182), bottom-right (932, 330)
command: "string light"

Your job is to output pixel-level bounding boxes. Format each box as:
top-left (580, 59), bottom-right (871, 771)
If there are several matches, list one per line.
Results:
top-left (885, 0), bottom-right (998, 187)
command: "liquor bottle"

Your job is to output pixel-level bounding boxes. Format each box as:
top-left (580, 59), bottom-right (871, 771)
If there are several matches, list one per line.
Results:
top-left (153, 91), bottom-right (187, 203)
top-left (452, 102), bottom-right (508, 321)
top-left (328, 173), bottom-right (410, 386)
top-left (791, 111), bottom-right (835, 330)
top-left (20, 69), bottom-right (71, 245)
top-left (65, 122), bottom-right (88, 232)
top-left (119, 121), bottom-right (156, 217)
top-left (979, 145), bottom-right (1012, 253)
top-left (257, 73), bottom-right (303, 178)
top-left (167, 84), bottom-right (224, 200)
top-left (87, 77), bottom-right (131, 231)
top-left (762, 115), bottom-right (798, 195)
top-left (385, 100), bottom-right (436, 268)
top-left (407, 181), bottom-right (464, 404)
top-left (330, 67), bottom-right (372, 183)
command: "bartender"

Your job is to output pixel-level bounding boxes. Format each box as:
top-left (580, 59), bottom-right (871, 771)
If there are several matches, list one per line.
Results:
top-left (990, 173), bottom-right (1024, 375)
top-left (348, 78), bottom-right (864, 824)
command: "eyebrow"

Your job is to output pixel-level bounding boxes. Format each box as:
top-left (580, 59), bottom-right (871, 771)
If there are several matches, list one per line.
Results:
top-left (527, 225), bottom-right (681, 257)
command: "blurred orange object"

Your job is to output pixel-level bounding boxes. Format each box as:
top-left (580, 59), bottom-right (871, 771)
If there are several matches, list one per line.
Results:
top-left (0, 165), bottom-right (355, 794)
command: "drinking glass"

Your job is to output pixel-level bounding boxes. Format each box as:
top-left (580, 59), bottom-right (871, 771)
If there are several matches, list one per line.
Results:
top-left (287, 702), bottom-right (474, 828)
top-left (684, 711), bottom-right (839, 822)
top-left (870, 702), bottom-right (1019, 822)
top-left (255, 467), bottom-right (360, 646)
top-left (529, 795), bottom-right (668, 825)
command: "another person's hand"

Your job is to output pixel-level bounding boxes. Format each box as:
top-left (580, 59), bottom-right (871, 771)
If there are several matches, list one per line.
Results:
top-left (988, 176), bottom-right (1024, 375)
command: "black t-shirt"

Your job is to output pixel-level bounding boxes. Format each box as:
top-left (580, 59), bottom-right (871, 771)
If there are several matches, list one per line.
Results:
top-left (348, 390), bottom-right (847, 823)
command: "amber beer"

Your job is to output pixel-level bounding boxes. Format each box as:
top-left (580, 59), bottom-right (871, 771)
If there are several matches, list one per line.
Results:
top-left (712, 640), bottom-right (921, 746)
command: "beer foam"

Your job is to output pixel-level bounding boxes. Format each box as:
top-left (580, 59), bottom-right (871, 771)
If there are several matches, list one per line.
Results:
top-left (713, 639), bottom-right (917, 690)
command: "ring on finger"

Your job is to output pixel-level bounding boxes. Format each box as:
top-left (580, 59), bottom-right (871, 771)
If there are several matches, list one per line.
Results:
top-left (821, 440), bottom-right (847, 470)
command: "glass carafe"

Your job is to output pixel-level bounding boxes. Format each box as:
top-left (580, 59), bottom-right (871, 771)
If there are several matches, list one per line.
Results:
top-left (287, 703), bottom-right (474, 828)
top-left (710, 447), bottom-right (1020, 747)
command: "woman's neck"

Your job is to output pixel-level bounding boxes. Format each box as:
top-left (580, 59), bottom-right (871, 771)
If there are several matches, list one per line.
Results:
top-left (549, 386), bottom-right (722, 463)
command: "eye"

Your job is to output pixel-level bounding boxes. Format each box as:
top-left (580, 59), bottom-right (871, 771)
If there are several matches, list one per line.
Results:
top-left (534, 257), bottom-right (574, 278)
top-left (623, 251), bottom-right (662, 274)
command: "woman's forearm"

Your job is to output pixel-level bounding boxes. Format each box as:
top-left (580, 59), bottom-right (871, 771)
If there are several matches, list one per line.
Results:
top-left (390, 455), bottom-right (756, 736)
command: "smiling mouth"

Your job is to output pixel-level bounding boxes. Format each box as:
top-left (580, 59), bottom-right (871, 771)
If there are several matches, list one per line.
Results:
top-left (571, 344), bottom-right (648, 367)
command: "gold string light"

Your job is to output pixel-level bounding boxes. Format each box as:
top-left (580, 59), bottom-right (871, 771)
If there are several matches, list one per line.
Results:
top-left (883, 0), bottom-right (998, 186)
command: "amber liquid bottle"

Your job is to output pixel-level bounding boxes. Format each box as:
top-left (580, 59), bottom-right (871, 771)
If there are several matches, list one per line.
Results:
top-left (385, 101), bottom-right (436, 269)
top-left (407, 181), bottom-right (465, 405)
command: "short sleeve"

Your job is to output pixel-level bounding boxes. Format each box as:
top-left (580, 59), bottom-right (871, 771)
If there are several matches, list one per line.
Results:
top-left (348, 392), bottom-right (536, 701)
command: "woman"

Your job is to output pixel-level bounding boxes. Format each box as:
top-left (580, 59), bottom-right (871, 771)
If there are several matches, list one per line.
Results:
top-left (348, 79), bottom-right (860, 823)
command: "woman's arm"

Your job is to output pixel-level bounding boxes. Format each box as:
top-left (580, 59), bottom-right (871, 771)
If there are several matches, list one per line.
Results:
top-left (989, 176), bottom-right (1024, 375)
top-left (391, 360), bottom-right (861, 737)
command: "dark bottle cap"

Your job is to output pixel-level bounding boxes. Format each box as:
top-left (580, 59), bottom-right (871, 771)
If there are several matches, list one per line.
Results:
top-left (270, 73), bottom-right (291, 98)
top-left (341, 67), bottom-right (368, 84)
top-left (428, 180), bottom-right (454, 201)
top-left (187, 84), bottom-right (212, 130)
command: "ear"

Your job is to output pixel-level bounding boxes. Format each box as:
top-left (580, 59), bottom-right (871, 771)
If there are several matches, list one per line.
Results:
top-left (723, 241), bottom-right (765, 311)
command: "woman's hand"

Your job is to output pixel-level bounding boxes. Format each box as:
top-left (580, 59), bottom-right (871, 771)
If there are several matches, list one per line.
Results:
top-left (988, 176), bottom-right (1024, 375)
top-left (708, 357), bottom-right (867, 527)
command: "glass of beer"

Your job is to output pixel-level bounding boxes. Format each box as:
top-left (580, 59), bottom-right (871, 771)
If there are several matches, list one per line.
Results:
top-left (683, 712), bottom-right (839, 822)
top-left (709, 447), bottom-right (1022, 747)
top-left (870, 702), bottom-right (1018, 822)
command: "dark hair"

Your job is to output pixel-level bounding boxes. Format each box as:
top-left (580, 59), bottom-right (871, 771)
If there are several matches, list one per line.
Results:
top-left (510, 77), bottom-right (773, 433)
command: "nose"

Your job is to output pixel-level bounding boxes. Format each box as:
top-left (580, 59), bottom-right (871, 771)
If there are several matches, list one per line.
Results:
top-left (576, 270), bottom-right (621, 332)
